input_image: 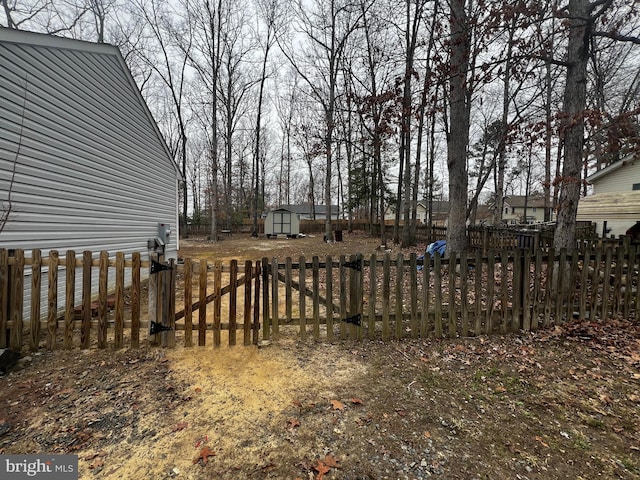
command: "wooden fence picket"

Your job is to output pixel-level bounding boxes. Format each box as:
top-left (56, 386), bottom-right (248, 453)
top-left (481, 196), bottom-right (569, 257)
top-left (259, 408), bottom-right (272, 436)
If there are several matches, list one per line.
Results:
top-left (64, 250), bottom-right (75, 349)
top-left (0, 249), bottom-right (7, 349)
top-left (1, 240), bottom-right (637, 351)
top-left (29, 249), bottom-right (41, 352)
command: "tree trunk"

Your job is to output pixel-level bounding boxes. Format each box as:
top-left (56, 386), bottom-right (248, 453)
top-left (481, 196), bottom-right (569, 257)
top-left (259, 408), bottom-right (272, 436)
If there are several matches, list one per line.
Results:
top-left (446, 0), bottom-right (470, 254)
top-left (554, 0), bottom-right (590, 251)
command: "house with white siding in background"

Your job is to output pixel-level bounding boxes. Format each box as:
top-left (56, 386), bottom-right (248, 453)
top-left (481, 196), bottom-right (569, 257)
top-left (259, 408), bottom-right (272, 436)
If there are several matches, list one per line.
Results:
top-left (577, 154), bottom-right (640, 238)
top-left (0, 29), bottom-right (181, 318)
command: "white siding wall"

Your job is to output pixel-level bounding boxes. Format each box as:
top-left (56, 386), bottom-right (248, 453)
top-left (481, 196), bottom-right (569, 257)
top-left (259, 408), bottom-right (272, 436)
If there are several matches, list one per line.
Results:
top-left (592, 160), bottom-right (640, 194)
top-left (0, 32), bottom-right (180, 321)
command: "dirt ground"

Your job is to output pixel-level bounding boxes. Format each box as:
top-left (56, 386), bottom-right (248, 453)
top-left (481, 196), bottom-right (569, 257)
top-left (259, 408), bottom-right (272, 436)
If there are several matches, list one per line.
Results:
top-left (1, 232), bottom-right (640, 479)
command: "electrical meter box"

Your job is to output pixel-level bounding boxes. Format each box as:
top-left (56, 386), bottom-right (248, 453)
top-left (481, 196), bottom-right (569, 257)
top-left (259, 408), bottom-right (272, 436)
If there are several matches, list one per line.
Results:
top-left (158, 223), bottom-right (171, 244)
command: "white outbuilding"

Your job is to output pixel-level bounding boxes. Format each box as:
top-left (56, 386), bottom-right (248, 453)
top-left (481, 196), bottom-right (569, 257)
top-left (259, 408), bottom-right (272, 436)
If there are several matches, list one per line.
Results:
top-left (577, 155), bottom-right (640, 238)
top-left (264, 207), bottom-right (300, 238)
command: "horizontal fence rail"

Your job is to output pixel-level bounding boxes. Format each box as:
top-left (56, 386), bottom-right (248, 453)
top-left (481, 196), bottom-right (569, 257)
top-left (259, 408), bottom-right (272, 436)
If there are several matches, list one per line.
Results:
top-left (0, 249), bottom-right (261, 351)
top-left (1, 239), bottom-right (638, 351)
top-left (261, 241), bottom-right (639, 342)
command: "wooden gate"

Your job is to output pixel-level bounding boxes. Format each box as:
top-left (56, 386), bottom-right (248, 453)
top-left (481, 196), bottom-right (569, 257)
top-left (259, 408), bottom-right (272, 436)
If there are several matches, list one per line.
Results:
top-left (173, 259), bottom-right (262, 347)
top-left (261, 254), bottom-right (364, 341)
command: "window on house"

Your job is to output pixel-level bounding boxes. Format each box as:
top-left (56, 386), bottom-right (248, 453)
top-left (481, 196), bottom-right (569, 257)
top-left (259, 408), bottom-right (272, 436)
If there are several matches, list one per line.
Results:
top-left (533, 207), bottom-right (537, 212)
top-left (504, 207), bottom-right (508, 214)
top-left (512, 207), bottom-right (515, 214)
top-left (633, 183), bottom-right (640, 191)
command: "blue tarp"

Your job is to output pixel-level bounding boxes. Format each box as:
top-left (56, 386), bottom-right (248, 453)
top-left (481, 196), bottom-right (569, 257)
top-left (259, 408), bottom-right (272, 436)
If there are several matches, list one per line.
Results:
top-left (418, 240), bottom-right (447, 270)
top-left (426, 240), bottom-right (446, 257)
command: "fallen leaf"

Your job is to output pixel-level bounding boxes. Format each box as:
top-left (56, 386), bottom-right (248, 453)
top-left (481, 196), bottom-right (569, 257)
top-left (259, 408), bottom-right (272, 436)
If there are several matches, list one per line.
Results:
top-left (287, 418), bottom-right (300, 429)
top-left (331, 400), bottom-right (344, 411)
top-left (323, 454), bottom-right (340, 468)
top-left (193, 446), bottom-right (216, 465)
top-left (89, 459), bottom-right (104, 469)
top-left (292, 399), bottom-right (303, 408)
top-left (350, 398), bottom-right (364, 405)
top-left (172, 422), bottom-right (188, 432)
top-left (535, 436), bottom-right (549, 448)
top-left (495, 386), bottom-right (507, 393)
top-left (314, 460), bottom-right (331, 480)
top-left (194, 387), bottom-right (202, 393)
top-left (424, 431), bottom-right (431, 439)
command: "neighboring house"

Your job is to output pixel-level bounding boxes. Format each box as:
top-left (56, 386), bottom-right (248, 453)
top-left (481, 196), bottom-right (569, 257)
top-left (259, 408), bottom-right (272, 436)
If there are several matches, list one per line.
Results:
top-left (278, 204), bottom-right (340, 221)
top-left (0, 30), bottom-right (181, 317)
top-left (384, 200), bottom-right (450, 225)
top-left (577, 155), bottom-right (640, 237)
top-left (264, 207), bottom-right (301, 238)
top-left (501, 195), bottom-right (551, 225)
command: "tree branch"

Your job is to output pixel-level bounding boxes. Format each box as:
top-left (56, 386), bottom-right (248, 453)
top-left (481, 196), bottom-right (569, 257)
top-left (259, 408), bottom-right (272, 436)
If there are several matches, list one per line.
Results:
top-left (593, 31), bottom-right (640, 45)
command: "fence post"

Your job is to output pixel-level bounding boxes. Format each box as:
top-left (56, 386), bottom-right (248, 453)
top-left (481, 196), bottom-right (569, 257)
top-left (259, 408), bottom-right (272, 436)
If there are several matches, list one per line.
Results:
top-left (131, 252), bottom-right (141, 348)
top-left (148, 252), bottom-right (159, 345)
top-left (213, 260), bottom-right (222, 346)
top-left (271, 258), bottom-right (279, 340)
top-left (0, 249), bottom-right (8, 348)
top-left (114, 252), bottom-right (126, 348)
top-left (298, 256), bottom-right (307, 341)
top-left (311, 257), bottom-right (321, 340)
top-left (228, 260), bottom-right (238, 346)
top-left (46, 251), bottom-right (58, 350)
top-left (395, 253), bottom-right (404, 340)
top-left (326, 256), bottom-right (334, 342)
top-left (368, 253), bottom-right (377, 340)
top-left (253, 261), bottom-right (261, 345)
top-left (198, 259), bottom-right (206, 346)
top-left (9, 249), bottom-right (24, 350)
top-left (98, 251), bottom-right (109, 349)
top-left (447, 252), bottom-right (457, 338)
top-left (262, 257), bottom-right (270, 341)
top-left (64, 250), bottom-right (76, 349)
top-left (81, 250), bottom-right (92, 349)
top-left (244, 260), bottom-right (253, 346)
top-left (161, 258), bottom-right (176, 348)
top-left (409, 253), bottom-right (418, 339)
top-left (29, 249), bottom-right (42, 351)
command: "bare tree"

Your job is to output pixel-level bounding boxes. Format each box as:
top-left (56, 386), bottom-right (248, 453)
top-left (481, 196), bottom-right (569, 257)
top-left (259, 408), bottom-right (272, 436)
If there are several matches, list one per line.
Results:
top-left (131, 0), bottom-right (192, 236)
top-left (278, 0), bottom-right (368, 242)
top-left (251, 0), bottom-right (281, 236)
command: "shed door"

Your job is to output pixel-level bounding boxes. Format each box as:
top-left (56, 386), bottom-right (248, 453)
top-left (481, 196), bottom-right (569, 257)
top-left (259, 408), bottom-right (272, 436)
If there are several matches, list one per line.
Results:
top-left (274, 211), bottom-right (291, 234)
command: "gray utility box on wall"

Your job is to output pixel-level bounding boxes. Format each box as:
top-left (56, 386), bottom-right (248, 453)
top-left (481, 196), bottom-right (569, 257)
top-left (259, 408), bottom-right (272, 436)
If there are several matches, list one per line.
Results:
top-left (148, 223), bottom-right (171, 255)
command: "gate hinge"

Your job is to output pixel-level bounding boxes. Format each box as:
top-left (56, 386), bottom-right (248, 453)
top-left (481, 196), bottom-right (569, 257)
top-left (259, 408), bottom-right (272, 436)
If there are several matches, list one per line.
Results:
top-left (342, 314), bottom-right (361, 326)
top-left (151, 260), bottom-right (172, 274)
top-left (344, 259), bottom-right (362, 271)
top-left (150, 321), bottom-right (172, 335)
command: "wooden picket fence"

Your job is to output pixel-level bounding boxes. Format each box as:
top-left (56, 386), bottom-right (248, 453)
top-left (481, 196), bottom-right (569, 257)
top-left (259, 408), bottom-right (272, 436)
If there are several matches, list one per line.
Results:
top-left (1, 240), bottom-right (638, 351)
top-left (260, 241), bottom-right (639, 341)
top-left (0, 249), bottom-right (262, 351)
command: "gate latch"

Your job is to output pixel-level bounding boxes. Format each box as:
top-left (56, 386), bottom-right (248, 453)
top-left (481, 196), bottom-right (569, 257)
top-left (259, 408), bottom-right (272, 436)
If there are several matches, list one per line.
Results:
top-left (342, 314), bottom-right (361, 326)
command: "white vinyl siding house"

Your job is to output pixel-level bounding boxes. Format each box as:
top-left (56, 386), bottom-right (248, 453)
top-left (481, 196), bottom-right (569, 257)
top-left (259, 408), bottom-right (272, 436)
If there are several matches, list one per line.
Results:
top-left (0, 30), bottom-right (181, 320)
top-left (577, 155), bottom-right (640, 238)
